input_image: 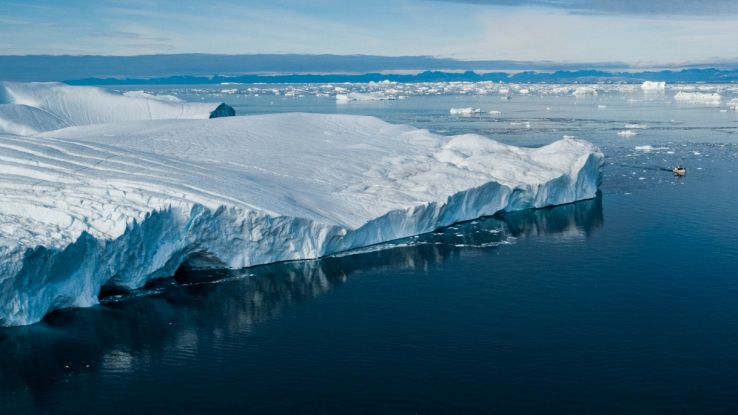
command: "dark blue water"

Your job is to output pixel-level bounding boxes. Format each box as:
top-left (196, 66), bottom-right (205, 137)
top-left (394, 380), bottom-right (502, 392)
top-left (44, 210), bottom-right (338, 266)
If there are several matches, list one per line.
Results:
top-left (2, 87), bottom-right (738, 414)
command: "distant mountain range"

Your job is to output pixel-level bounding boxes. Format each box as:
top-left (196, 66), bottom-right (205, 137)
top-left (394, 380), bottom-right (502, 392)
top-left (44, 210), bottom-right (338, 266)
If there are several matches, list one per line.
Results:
top-left (1, 54), bottom-right (737, 83)
top-left (66, 69), bottom-right (738, 85)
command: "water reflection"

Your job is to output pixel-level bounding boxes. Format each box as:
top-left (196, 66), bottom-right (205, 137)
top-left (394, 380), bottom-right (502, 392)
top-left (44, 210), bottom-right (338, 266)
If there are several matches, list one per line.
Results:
top-left (0, 196), bottom-right (602, 410)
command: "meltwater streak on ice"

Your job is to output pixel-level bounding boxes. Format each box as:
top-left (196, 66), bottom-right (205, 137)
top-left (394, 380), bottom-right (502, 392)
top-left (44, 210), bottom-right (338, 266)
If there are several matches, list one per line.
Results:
top-left (0, 84), bottom-right (603, 326)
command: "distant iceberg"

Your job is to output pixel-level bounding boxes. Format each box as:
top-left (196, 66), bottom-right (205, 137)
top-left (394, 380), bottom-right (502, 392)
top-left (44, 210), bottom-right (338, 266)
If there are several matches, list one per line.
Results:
top-left (641, 81), bottom-right (666, 91)
top-left (0, 84), bottom-right (603, 327)
top-left (449, 107), bottom-right (482, 115)
top-left (674, 91), bottom-right (721, 105)
top-left (728, 98), bottom-right (738, 111)
top-left (0, 82), bottom-right (234, 135)
top-left (335, 92), bottom-right (393, 102)
top-left (572, 86), bottom-right (598, 97)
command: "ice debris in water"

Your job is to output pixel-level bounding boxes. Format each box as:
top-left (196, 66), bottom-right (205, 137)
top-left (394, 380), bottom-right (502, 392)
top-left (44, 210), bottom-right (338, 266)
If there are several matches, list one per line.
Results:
top-left (617, 130), bottom-right (638, 137)
top-left (641, 81), bottom-right (666, 91)
top-left (449, 107), bottom-right (482, 115)
top-left (674, 91), bottom-right (721, 105)
top-left (0, 82), bottom-right (234, 135)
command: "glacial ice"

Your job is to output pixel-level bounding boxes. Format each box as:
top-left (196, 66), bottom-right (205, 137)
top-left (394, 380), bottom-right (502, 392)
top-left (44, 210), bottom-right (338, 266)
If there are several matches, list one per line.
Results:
top-left (641, 81), bottom-right (666, 91)
top-left (572, 86), bottom-right (598, 97)
top-left (617, 130), bottom-right (638, 137)
top-left (0, 85), bottom-right (603, 326)
top-left (449, 107), bottom-right (482, 115)
top-left (674, 91), bottom-right (721, 105)
top-left (0, 82), bottom-right (234, 135)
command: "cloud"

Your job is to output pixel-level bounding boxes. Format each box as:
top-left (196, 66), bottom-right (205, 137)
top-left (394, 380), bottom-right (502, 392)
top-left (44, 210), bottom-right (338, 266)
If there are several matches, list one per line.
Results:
top-left (430, 0), bottom-right (738, 16)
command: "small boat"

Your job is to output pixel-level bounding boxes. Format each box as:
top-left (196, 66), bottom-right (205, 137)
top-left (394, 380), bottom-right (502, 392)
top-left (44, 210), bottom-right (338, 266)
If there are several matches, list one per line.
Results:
top-left (672, 165), bottom-right (686, 176)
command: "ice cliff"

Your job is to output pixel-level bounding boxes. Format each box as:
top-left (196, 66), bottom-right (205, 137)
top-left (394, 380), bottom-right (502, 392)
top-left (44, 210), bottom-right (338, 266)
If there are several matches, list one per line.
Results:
top-left (0, 85), bottom-right (603, 327)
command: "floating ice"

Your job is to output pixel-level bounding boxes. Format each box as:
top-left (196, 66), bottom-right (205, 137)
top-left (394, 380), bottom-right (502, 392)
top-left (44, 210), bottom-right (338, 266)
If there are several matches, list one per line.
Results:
top-left (729, 98), bottom-right (738, 111)
top-left (641, 81), bottom-right (666, 91)
top-left (449, 107), bottom-right (482, 115)
top-left (573, 86), bottom-right (598, 97)
top-left (0, 82), bottom-right (233, 135)
top-left (674, 91), bottom-right (721, 105)
top-left (0, 107), bottom-right (603, 326)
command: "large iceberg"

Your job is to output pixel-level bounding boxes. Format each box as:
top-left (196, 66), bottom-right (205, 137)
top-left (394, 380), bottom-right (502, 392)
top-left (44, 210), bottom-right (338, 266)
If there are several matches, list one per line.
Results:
top-left (0, 86), bottom-right (603, 327)
top-left (0, 82), bottom-right (234, 135)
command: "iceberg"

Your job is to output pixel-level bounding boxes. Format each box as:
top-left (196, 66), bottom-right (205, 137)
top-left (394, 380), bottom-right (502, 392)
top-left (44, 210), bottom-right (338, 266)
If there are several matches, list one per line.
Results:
top-left (617, 130), bottom-right (638, 137)
top-left (0, 87), bottom-right (603, 327)
top-left (674, 91), bottom-right (721, 105)
top-left (641, 81), bottom-right (666, 91)
top-left (449, 107), bottom-right (482, 115)
top-left (0, 82), bottom-right (234, 135)
top-left (572, 86), bottom-right (598, 97)
top-left (728, 98), bottom-right (738, 111)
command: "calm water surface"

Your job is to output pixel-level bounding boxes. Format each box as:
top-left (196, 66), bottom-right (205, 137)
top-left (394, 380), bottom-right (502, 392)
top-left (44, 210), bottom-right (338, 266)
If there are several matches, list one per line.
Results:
top-left (2, 87), bottom-right (738, 414)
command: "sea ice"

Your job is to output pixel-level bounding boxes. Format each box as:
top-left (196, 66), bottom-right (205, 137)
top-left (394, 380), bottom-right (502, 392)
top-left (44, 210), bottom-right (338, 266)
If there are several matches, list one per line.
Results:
top-left (573, 86), bottom-right (598, 97)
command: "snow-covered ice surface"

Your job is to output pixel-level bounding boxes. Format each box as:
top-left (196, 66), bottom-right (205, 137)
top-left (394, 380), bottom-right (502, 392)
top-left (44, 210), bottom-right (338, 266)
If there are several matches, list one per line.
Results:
top-left (0, 82), bottom-right (233, 135)
top-left (0, 94), bottom-right (603, 326)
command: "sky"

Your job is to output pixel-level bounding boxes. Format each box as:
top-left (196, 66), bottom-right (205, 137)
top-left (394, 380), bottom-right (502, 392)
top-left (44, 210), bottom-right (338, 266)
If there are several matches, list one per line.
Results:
top-left (1, 0), bottom-right (738, 65)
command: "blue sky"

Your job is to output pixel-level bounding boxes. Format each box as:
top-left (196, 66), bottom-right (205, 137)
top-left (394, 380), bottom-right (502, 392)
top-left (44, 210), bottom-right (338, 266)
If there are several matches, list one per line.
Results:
top-left (1, 0), bottom-right (737, 64)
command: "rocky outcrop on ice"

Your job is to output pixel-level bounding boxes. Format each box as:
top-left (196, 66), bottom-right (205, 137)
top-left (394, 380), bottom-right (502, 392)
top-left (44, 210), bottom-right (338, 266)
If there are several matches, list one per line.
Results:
top-left (0, 86), bottom-right (603, 327)
top-left (0, 82), bottom-right (234, 135)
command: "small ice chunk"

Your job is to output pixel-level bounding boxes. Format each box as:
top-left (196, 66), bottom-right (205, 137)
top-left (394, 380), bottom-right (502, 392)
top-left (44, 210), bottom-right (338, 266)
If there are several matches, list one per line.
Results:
top-left (674, 91), bottom-right (721, 105)
top-left (573, 86), bottom-right (598, 97)
top-left (624, 123), bottom-right (647, 129)
top-left (450, 107), bottom-right (482, 115)
top-left (641, 81), bottom-right (666, 91)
